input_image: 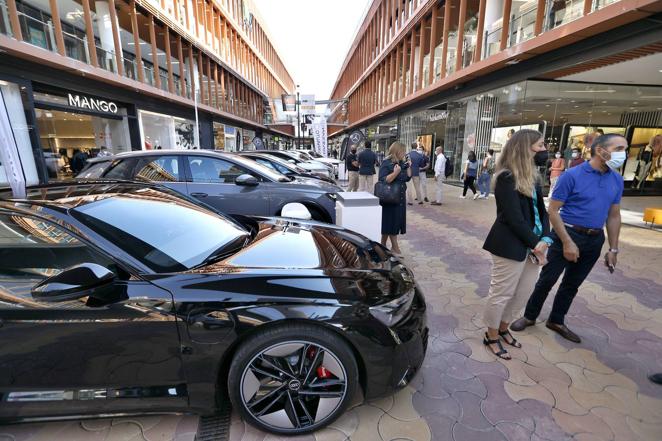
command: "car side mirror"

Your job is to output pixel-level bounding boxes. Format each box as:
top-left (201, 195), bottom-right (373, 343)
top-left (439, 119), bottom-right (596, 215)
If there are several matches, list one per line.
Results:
top-left (235, 174), bottom-right (259, 186)
top-left (32, 263), bottom-right (116, 303)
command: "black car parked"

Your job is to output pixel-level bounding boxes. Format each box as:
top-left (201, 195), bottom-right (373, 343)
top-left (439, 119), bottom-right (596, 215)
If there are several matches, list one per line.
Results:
top-left (77, 150), bottom-right (341, 222)
top-left (0, 182), bottom-right (428, 435)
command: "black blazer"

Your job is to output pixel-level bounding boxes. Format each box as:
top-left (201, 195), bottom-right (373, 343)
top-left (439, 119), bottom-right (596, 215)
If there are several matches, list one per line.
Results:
top-left (483, 172), bottom-right (550, 262)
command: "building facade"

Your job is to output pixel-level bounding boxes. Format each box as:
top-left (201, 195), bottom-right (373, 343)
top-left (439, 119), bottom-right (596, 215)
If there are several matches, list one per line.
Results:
top-left (330, 0), bottom-right (662, 194)
top-left (0, 0), bottom-right (295, 185)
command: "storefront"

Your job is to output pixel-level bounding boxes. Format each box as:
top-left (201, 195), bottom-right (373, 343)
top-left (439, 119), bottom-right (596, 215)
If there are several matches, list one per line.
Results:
top-left (31, 90), bottom-right (132, 179)
top-left (388, 79), bottom-right (662, 193)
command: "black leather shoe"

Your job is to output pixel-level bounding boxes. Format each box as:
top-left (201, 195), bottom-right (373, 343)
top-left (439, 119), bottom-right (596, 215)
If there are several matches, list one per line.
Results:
top-left (424, 197), bottom-right (429, 202)
top-left (510, 317), bottom-right (535, 332)
top-left (546, 321), bottom-right (581, 343)
top-left (649, 373), bottom-right (662, 385)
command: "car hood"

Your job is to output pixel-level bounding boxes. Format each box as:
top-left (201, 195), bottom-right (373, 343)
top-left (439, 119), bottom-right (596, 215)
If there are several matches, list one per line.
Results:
top-left (287, 176), bottom-right (341, 192)
top-left (149, 219), bottom-right (412, 303)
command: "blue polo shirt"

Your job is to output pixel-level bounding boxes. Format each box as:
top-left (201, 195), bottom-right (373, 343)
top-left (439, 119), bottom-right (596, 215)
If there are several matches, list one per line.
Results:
top-left (551, 161), bottom-right (623, 229)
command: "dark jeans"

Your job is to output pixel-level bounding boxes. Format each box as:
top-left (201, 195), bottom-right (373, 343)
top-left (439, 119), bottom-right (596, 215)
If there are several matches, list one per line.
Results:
top-left (524, 228), bottom-right (605, 325)
top-left (463, 176), bottom-right (477, 196)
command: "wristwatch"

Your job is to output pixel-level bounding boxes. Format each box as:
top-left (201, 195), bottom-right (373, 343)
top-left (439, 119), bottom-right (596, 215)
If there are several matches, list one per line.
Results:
top-left (608, 248), bottom-right (619, 254)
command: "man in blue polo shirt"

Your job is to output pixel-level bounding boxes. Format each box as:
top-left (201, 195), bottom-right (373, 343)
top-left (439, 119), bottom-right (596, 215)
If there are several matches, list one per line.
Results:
top-left (358, 141), bottom-right (378, 193)
top-left (511, 134), bottom-right (627, 343)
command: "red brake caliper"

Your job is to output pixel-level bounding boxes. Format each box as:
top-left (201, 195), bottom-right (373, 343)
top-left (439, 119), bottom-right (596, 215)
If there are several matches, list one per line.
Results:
top-left (307, 347), bottom-right (332, 379)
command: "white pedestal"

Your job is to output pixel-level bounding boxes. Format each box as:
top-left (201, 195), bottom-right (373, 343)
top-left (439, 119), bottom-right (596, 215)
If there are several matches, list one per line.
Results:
top-left (338, 162), bottom-right (347, 181)
top-left (335, 191), bottom-right (382, 242)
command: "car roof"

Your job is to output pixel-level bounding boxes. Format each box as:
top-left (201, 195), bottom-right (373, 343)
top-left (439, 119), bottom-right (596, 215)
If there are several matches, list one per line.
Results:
top-left (110, 149), bottom-right (234, 159)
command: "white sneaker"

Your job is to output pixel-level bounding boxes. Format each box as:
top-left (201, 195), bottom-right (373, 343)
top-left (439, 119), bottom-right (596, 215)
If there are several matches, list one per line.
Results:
top-left (473, 194), bottom-right (480, 200)
top-left (460, 195), bottom-right (466, 199)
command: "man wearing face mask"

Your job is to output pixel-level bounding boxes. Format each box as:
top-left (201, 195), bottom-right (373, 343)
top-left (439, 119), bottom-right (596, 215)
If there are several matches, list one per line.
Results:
top-left (569, 148), bottom-right (584, 168)
top-left (511, 134), bottom-right (626, 343)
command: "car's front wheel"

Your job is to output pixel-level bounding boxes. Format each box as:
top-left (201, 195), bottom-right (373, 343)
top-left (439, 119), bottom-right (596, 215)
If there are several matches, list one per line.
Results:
top-left (227, 324), bottom-right (358, 435)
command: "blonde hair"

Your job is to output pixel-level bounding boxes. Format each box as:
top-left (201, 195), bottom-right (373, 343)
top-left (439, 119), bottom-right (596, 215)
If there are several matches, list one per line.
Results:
top-left (386, 142), bottom-right (406, 162)
top-left (494, 129), bottom-right (542, 198)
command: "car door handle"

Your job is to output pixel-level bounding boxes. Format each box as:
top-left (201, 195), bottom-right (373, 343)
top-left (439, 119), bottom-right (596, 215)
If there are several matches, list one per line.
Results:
top-left (190, 192), bottom-right (208, 198)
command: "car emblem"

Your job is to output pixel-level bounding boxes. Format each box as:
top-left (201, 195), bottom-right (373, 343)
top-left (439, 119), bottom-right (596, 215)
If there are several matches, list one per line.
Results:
top-left (288, 379), bottom-right (302, 391)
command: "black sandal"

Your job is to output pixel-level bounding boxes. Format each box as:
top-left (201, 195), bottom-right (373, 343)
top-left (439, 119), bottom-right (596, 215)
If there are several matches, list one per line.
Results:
top-left (483, 333), bottom-right (511, 360)
top-left (499, 329), bottom-right (522, 348)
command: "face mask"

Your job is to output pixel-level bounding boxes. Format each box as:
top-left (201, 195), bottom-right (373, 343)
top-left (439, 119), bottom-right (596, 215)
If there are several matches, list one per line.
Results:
top-left (571, 152), bottom-right (579, 159)
top-left (606, 151), bottom-right (626, 170)
top-left (555, 153), bottom-right (561, 159)
top-left (533, 151), bottom-right (549, 167)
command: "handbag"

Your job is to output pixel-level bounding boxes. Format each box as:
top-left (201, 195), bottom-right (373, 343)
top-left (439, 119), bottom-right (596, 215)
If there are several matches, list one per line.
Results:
top-left (374, 180), bottom-right (401, 205)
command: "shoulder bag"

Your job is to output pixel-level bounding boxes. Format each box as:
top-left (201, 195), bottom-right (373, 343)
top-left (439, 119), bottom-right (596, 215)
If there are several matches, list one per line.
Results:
top-left (374, 179), bottom-right (401, 205)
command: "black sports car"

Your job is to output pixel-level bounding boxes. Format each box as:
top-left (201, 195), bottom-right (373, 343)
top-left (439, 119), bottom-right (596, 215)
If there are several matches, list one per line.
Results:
top-left (0, 182), bottom-right (428, 434)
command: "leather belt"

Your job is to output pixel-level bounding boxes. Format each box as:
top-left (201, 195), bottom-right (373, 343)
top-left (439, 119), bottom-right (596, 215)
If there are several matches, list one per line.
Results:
top-left (564, 223), bottom-right (602, 236)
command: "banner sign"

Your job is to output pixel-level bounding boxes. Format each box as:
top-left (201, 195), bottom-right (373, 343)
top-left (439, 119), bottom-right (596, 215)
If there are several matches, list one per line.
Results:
top-left (253, 137), bottom-right (265, 150)
top-left (340, 137), bottom-right (349, 160)
top-left (300, 95), bottom-right (316, 115)
top-left (281, 94), bottom-right (296, 112)
top-left (0, 88), bottom-right (26, 198)
top-left (348, 130), bottom-right (365, 149)
top-left (311, 117), bottom-right (328, 158)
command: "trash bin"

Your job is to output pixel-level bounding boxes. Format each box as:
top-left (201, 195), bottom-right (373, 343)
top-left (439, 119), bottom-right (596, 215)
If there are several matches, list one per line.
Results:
top-left (335, 191), bottom-right (382, 242)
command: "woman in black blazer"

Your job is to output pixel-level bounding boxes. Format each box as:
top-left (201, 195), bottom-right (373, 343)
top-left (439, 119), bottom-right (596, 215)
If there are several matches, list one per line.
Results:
top-left (482, 129), bottom-right (551, 360)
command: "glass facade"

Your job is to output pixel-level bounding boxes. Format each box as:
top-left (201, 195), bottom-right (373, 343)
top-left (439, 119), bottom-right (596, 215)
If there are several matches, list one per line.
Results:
top-left (138, 110), bottom-right (198, 150)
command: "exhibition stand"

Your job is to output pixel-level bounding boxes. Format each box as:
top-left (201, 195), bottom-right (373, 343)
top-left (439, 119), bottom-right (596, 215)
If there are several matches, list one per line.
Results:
top-left (335, 192), bottom-right (382, 242)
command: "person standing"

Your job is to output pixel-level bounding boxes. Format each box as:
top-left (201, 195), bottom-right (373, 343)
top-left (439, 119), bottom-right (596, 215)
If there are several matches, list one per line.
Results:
top-left (432, 145), bottom-right (447, 206)
top-left (379, 142), bottom-right (412, 255)
top-left (418, 143), bottom-right (430, 202)
top-left (482, 129), bottom-right (550, 359)
top-left (568, 148), bottom-right (584, 168)
top-left (358, 141), bottom-right (378, 193)
top-left (511, 134), bottom-right (627, 343)
top-left (549, 150), bottom-right (566, 196)
top-left (407, 143), bottom-right (426, 205)
top-left (346, 146), bottom-right (360, 191)
top-left (461, 151), bottom-right (479, 199)
top-left (477, 149), bottom-right (496, 199)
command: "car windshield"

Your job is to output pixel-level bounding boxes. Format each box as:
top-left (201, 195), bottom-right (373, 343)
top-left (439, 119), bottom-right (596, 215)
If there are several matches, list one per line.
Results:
top-left (297, 151), bottom-right (313, 161)
top-left (306, 151), bottom-right (322, 158)
top-left (71, 195), bottom-right (249, 272)
top-left (228, 154), bottom-right (290, 182)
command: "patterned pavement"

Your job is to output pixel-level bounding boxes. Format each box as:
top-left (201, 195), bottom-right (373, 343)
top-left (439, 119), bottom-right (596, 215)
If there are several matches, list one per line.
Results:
top-left (2, 182), bottom-right (661, 441)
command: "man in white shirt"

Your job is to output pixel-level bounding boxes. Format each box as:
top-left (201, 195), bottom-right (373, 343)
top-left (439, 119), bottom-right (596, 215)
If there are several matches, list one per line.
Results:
top-left (431, 145), bottom-right (446, 206)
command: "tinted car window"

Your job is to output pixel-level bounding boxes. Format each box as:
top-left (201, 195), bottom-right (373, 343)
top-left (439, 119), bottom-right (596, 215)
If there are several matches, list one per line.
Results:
top-left (135, 156), bottom-right (181, 182)
top-left (77, 160), bottom-right (111, 179)
top-left (105, 159), bottom-right (138, 179)
top-left (188, 157), bottom-right (252, 183)
top-left (72, 195), bottom-right (249, 272)
top-left (254, 157), bottom-right (287, 174)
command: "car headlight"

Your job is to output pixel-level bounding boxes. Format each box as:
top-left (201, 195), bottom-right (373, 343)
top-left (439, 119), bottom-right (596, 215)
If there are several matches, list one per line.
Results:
top-left (369, 288), bottom-right (415, 327)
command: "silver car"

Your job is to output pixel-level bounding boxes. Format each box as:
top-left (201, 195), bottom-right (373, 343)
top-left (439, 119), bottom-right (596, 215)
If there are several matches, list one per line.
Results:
top-left (77, 150), bottom-right (341, 222)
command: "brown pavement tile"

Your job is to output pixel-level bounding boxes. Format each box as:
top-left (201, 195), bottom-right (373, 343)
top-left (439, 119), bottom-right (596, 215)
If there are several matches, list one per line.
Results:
top-left (555, 363), bottom-right (603, 393)
top-left (377, 413), bottom-right (431, 441)
top-left (312, 428), bottom-right (347, 441)
top-left (538, 378), bottom-right (587, 416)
top-left (583, 368), bottom-right (639, 392)
top-left (522, 362), bottom-right (572, 386)
top-left (568, 387), bottom-right (631, 416)
top-left (495, 422), bottom-right (533, 441)
top-left (346, 405), bottom-right (385, 441)
top-left (603, 386), bottom-right (662, 424)
top-left (572, 433), bottom-right (612, 441)
top-left (173, 415), bottom-right (198, 441)
top-left (452, 423), bottom-right (507, 441)
top-left (551, 409), bottom-right (614, 440)
top-left (384, 387), bottom-right (422, 422)
top-left (625, 417), bottom-right (662, 441)
top-left (503, 381), bottom-right (555, 408)
top-left (500, 360), bottom-right (537, 387)
top-left (590, 407), bottom-right (645, 441)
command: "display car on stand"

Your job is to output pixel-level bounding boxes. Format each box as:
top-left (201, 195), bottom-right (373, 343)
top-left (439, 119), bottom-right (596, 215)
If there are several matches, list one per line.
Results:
top-left (0, 182), bottom-right (428, 435)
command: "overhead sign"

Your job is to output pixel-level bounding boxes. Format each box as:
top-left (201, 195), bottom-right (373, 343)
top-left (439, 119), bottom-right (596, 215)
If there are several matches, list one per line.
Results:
top-left (300, 95), bottom-right (315, 115)
top-left (68, 93), bottom-right (118, 114)
top-left (311, 117), bottom-right (328, 158)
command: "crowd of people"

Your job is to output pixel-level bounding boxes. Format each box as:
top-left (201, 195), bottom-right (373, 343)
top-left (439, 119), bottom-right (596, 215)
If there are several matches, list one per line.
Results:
top-left (341, 130), bottom-right (662, 387)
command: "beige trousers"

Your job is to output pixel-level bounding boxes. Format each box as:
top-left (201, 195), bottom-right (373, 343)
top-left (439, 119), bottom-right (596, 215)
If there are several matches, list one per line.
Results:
top-left (408, 176), bottom-right (423, 202)
top-left (358, 174), bottom-right (374, 193)
top-left (347, 171), bottom-right (359, 191)
top-left (483, 254), bottom-right (541, 329)
top-left (435, 176), bottom-right (444, 202)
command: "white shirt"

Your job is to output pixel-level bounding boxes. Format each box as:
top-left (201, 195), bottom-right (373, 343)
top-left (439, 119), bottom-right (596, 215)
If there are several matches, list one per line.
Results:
top-left (434, 153), bottom-right (447, 178)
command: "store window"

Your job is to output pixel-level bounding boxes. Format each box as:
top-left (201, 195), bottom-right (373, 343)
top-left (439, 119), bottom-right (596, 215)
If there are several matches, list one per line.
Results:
top-left (0, 80), bottom-right (40, 188)
top-left (213, 122), bottom-right (226, 150)
top-left (138, 110), bottom-right (199, 150)
top-left (242, 128), bottom-right (256, 151)
top-left (33, 91), bottom-right (131, 180)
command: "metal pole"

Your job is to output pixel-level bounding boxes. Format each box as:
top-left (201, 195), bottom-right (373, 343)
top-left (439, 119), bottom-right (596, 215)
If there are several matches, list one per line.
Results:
top-left (296, 90), bottom-right (300, 150)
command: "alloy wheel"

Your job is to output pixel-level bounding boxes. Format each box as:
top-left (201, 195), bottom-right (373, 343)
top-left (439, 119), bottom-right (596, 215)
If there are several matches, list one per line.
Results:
top-left (239, 341), bottom-right (347, 431)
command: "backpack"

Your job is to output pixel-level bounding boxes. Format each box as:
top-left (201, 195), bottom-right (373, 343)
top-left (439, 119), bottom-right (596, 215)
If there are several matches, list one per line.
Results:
top-left (444, 157), bottom-right (454, 178)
